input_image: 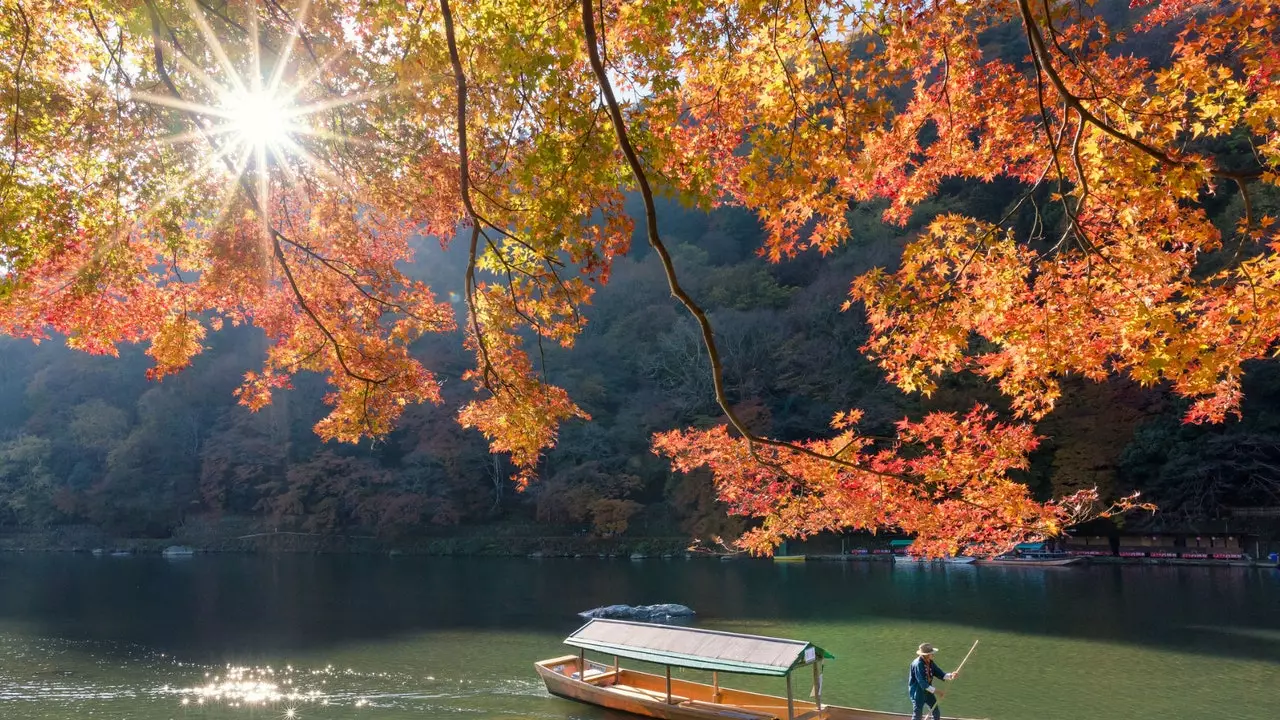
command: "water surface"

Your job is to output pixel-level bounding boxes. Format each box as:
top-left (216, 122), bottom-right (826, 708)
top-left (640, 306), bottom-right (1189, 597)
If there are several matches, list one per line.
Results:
top-left (0, 555), bottom-right (1275, 720)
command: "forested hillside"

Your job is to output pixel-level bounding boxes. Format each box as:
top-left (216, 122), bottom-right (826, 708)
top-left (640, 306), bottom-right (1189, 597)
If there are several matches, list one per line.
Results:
top-left (2, 182), bottom-right (1277, 544)
top-left (3, 0), bottom-right (1280, 548)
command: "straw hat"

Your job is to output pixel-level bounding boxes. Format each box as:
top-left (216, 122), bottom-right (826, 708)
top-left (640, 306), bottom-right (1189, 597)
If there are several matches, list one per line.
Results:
top-left (916, 643), bottom-right (940, 656)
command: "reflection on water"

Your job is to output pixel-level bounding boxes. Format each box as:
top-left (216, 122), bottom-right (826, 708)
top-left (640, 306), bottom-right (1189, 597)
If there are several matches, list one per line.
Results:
top-left (0, 555), bottom-right (1276, 719)
top-left (177, 665), bottom-right (326, 708)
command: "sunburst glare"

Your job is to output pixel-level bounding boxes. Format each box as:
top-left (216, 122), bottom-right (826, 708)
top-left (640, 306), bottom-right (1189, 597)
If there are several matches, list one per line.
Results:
top-left (223, 88), bottom-right (298, 156)
top-left (131, 0), bottom-right (365, 226)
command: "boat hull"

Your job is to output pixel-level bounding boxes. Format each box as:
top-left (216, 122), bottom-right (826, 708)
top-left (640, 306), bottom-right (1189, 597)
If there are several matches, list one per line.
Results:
top-left (535, 656), bottom-right (982, 720)
top-left (892, 556), bottom-right (976, 565)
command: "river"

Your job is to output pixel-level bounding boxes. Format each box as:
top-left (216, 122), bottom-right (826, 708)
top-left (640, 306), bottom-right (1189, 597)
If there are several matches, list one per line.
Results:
top-left (0, 555), bottom-right (1276, 720)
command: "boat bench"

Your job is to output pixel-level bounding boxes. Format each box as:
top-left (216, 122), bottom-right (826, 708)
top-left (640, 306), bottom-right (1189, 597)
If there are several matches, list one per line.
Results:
top-left (681, 699), bottom-right (780, 720)
top-left (608, 684), bottom-right (691, 705)
top-left (582, 669), bottom-right (621, 686)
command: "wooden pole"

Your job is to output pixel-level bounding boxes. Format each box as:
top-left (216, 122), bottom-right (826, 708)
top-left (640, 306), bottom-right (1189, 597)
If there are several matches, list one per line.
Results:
top-left (613, 655), bottom-right (619, 674)
top-left (579, 649), bottom-right (586, 679)
top-left (812, 660), bottom-right (822, 711)
top-left (712, 671), bottom-right (720, 703)
top-left (666, 666), bottom-right (673, 704)
top-left (929, 639), bottom-right (979, 717)
top-left (954, 639), bottom-right (980, 674)
top-left (785, 672), bottom-right (795, 720)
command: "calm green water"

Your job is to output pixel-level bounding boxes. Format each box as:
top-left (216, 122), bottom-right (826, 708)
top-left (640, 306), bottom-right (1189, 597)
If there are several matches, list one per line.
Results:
top-left (0, 556), bottom-right (1276, 720)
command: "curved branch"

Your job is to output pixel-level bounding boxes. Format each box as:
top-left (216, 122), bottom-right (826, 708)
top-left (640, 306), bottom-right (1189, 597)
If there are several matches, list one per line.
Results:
top-left (274, 232), bottom-right (429, 320)
top-left (439, 0), bottom-right (504, 394)
top-left (1016, 0), bottom-right (1264, 183)
top-left (580, 0), bottom-right (900, 481)
top-left (269, 230), bottom-right (385, 385)
top-left (0, 1), bottom-right (30, 201)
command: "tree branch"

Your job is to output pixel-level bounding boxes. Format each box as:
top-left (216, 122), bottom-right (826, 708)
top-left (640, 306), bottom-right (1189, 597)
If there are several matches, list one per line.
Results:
top-left (579, 0), bottom-right (901, 481)
top-left (1016, 0), bottom-right (1265, 183)
top-left (0, 0), bottom-right (30, 200)
top-left (439, 0), bottom-right (504, 393)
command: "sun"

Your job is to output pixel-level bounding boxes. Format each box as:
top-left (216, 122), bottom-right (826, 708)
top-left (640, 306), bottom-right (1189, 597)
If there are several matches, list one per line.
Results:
top-left (222, 88), bottom-right (297, 155)
top-left (131, 0), bottom-right (378, 229)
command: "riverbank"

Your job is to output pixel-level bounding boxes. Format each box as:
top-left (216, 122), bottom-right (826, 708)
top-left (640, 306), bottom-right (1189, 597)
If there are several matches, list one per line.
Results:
top-left (2, 524), bottom-right (1276, 568)
top-left (2, 538), bottom-right (1275, 568)
top-left (0, 527), bottom-right (694, 558)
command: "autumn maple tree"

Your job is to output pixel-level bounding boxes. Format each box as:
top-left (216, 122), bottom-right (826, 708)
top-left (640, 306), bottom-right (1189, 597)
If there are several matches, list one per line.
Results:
top-left (2, 0), bottom-right (1277, 555)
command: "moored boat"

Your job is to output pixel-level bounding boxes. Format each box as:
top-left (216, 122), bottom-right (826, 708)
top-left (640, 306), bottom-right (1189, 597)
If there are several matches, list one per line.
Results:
top-left (976, 542), bottom-right (1083, 567)
top-left (888, 539), bottom-right (974, 564)
top-left (892, 555), bottom-right (976, 565)
top-left (535, 619), bottom-right (984, 720)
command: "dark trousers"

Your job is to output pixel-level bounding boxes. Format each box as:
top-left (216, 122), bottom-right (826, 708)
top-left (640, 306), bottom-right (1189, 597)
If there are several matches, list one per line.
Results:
top-left (911, 693), bottom-right (940, 720)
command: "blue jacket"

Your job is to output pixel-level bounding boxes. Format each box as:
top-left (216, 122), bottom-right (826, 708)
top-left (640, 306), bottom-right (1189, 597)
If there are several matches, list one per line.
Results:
top-left (907, 657), bottom-right (949, 700)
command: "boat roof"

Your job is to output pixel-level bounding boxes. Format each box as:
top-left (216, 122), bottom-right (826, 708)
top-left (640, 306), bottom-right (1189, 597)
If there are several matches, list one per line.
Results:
top-left (563, 619), bottom-right (833, 677)
top-left (889, 539), bottom-right (914, 547)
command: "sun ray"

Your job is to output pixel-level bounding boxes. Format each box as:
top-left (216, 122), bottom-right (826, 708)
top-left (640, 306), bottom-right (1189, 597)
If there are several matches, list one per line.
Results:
top-left (166, 47), bottom-right (240, 103)
top-left (279, 44), bottom-right (349, 104)
top-left (150, 125), bottom-right (241, 149)
top-left (131, 91), bottom-right (238, 120)
top-left (275, 138), bottom-right (349, 190)
top-left (285, 87), bottom-right (392, 118)
top-left (288, 126), bottom-right (377, 148)
top-left (269, 0), bottom-right (315, 94)
top-left (184, 0), bottom-right (247, 95)
top-left (210, 145), bottom-right (255, 231)
top-left (256, 140), bottom-right (270, 220)
top-left (135, 133), bottom-right (253, 229)
top-left (249, 0), bottom-right (263, 99)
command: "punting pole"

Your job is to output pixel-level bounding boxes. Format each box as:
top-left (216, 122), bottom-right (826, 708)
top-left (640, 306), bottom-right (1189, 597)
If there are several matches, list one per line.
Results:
top-left (665, 666), bottom-right (673, 704)
top-left (928, 639), bottom-right (979, 717)
top-left (785, 672), bottom-right (795, 720)
top-left (954, 639), bottom-right (980, 674)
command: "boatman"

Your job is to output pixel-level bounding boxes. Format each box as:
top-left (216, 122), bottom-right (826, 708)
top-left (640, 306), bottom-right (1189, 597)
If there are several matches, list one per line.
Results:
top-left (908, 643), bottom-right (957, 720)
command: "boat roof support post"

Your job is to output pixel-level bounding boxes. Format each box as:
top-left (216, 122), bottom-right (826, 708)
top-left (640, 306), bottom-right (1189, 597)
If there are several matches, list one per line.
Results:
top-left (712, 670), bottom-right (720, 703)
top-left (579, 649), bottom-right (585, 679)
top-left (785, 671), bottom-right (794, 720)
top-left (812, 659), bottom-right (822, 711)
top-left (666, 665), bottom-right (673, 704)
top-left (614, 655), bottom-right (619, 674)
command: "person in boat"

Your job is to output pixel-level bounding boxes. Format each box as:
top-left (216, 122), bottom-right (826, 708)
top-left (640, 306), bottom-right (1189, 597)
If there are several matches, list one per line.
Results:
top-left (908, 643), bottom-right (957, 720)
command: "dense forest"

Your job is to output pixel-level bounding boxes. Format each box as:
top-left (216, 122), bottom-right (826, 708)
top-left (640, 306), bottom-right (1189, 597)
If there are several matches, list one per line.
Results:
top-left (2, 182), bottom-right (1278, 546)
top-left (3, 0), bottom-right (1280, 548)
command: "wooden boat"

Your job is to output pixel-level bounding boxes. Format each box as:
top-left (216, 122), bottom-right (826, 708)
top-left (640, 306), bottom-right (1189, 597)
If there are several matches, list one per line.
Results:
top-left (773, 555), bottom-right (807, 563)
top-left (535, 619), bottom-right (983, 720)
top-left (887, 540), bottom-right (974, 565)
top-left (976, 543), bottom-right (1084, 567)
top-left (892, 555), bottom-right (976, 565)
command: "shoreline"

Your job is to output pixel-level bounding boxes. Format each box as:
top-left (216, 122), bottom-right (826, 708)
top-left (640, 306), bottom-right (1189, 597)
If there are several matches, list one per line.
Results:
top-left (0, 544), bottom-right (1274, 569)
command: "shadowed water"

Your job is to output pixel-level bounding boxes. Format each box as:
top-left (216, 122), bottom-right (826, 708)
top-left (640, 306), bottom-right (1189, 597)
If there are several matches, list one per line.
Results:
top-left (0, 555), bottom-right (1275, 720)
